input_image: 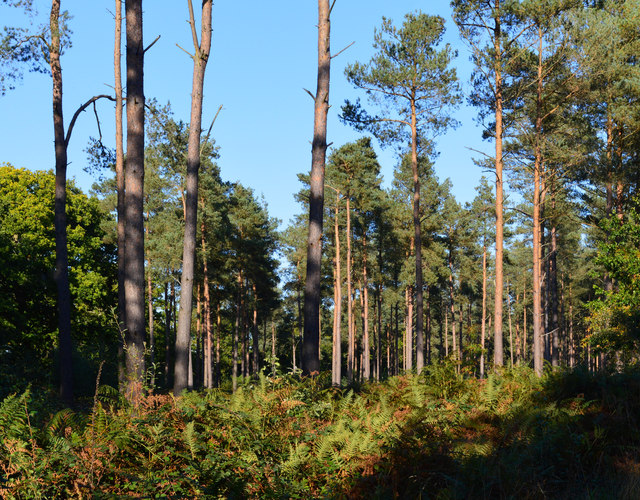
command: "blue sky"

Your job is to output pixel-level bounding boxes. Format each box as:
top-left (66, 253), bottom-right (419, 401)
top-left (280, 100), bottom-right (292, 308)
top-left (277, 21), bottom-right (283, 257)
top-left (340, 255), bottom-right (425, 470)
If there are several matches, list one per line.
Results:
top-left (0, 0), bottom-right (492, 228)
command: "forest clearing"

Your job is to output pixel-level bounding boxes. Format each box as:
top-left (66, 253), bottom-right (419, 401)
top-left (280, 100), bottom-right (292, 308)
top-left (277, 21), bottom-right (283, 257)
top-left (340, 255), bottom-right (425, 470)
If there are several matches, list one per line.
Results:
top-left (1, 0), bottom-right (640, 497)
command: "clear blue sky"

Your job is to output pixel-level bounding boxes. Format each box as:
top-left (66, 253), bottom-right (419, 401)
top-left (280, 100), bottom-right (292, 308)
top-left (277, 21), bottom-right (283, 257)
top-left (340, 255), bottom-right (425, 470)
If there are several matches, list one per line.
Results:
top-left (0, 0), bottom-right (492, 228)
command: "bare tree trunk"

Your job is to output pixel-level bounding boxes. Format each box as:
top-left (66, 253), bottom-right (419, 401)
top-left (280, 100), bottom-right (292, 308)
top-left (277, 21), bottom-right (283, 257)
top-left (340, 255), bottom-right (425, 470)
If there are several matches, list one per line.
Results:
top-left (449, 249), bottom-right (456, 363)
top-left (410, 99), bottom-right (425, 374)
top-left (201, 214), bottom-right (212, 388)
top-left (346, 197), bottom-right (354, 382)
top-left (252, 282), bottom-right (260, 375)
top-left (164, 283), bottom-right (171, 388)
top-left (480, 245), bottom-right (487, 378)
top-left (394, 302), bottom-right (399, 375)
top-left (215, 303), bottom-right (221, 386)
top-left (148, 267), bottom-right (154, 388)
top-left (426, 286), bottom-right (431, 365)
top-left (377, 284), bottom-right (382, 379)
top-left (362, 236), bottom-right (370, 380)
top-left (493, 5), bottom-right (505, 368)
top-left (532, 27), bottom-right (544, 377)
top-left (49, 0), bottom-right (73, 406)
top-left (233, 273), bottom-right (242, 392)
top-left (507, 281), bottom-right (513, 366)
top-left (523, 276), bottom-right (528, 364)
top-left (302, 0), bottom-right (331, 376)
top-left (271, 320), bottom-right (276, 374)
top-left (444, 302), bottom-right (449, 357)
top-left (175, 0), bottom-right (213, 395)
top-left (332, 193), bottom-right (342, 386)
top-left (124, 0), bottom-right (146, 405)
top-left (550, 194), bottom-right (559, 368)
top-left (405, 286), bottom-right (413, 371)
top-left (114, 0), bottom-right (127, 393)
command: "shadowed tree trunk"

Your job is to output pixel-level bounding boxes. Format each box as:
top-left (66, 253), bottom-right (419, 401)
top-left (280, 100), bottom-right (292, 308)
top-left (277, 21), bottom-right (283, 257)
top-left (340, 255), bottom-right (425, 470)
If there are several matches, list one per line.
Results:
top-left (124, 0), bottom-right (146, 404)
top-left (302, 0), bottom-right (331, 376)
top-left (49, 0), bottom-right (73, 407)
top-left (175, 0), bottom-right (213, 395)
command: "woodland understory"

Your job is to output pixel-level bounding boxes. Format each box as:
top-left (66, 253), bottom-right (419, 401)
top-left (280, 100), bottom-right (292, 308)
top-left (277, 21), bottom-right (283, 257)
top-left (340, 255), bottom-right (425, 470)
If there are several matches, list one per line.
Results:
top-left (2, 0), bottom-right (640, 497)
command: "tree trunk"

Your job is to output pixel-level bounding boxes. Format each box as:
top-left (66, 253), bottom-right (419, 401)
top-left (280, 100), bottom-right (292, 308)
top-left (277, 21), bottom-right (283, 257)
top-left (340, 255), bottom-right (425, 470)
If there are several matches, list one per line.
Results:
top-left (271, 320), bottom-right (276, 374)
top-left (480, 245), bottom-right (487, 378)
top-left (114, 0), bottom-right (127, 394)
top-left (532, 26), bottom-right (544, 377)
top-left (233, 272), bottom-right (242, 392)
top-left (550, 194), bottom-right (559, 368)
top-left (449, 249), bottom-right (456, 362)
top-left (377, 283), bottom-right (382, 379)
top-left (175, 0), bottom-right (213, 395)
top-left (493, 4), bottom-right (505, 368)
top-left (148, 267), bottom-right (154, 388)
top-left (507, 281), bottom-right (513, 366)
top-left (215, 303), bottom-right (221, 386)
top-left (201, 214), bottom-right (212, 388)
top-left (405, 286), bottom-right (413, 371)
top-left (49, 0), bottom-right (73, 407)
top-left (164, 283), bottom-right (171, 388)
top-left (346, 197), bottom-right (354, 382)
top-left (362, 235), bottom-right (370, 380)
top-left (252, 282), bottom-right (260, 375)
top-left (302, 0), bottom-right (331, 376)
top-left (124, 0), bottom-right (146, 404)
top-left (410, 98), bottom-right (425, 374)
top-left (332, 194), bottom-right (342, 386)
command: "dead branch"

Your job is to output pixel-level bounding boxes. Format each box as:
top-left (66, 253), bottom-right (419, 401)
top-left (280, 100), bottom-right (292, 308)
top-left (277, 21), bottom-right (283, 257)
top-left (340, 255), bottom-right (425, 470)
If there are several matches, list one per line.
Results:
top-left (144, 34), bottom-right (161, 53)
top-left (65, 94), bottom-right (115, 148)
top-left (331, 41), bottom-right (354, 59)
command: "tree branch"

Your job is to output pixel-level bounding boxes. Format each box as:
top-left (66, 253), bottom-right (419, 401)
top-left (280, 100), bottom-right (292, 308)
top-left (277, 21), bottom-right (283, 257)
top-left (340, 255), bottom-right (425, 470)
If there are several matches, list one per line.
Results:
top-left (144, 34), bottom-right (161, 53)
top-left (331, 41), bottom-right (354, 59)
top-left (92, 101), bottom-right (102, 141)
top-left (176, 43), bottom-right (194, 59)
top-left (201, 104), bottom-right (224, 151)
top-left (303, 88), bottom-right (316, 101)
top-left (187, 0), bottom-right (200, 52)
top-left (65, 94), bottom-right (115, 147)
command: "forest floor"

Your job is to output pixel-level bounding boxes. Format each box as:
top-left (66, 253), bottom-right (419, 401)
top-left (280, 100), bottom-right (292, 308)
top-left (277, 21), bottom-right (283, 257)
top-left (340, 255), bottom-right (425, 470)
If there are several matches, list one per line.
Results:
top-left (1, 364), bottom-right (640, 499)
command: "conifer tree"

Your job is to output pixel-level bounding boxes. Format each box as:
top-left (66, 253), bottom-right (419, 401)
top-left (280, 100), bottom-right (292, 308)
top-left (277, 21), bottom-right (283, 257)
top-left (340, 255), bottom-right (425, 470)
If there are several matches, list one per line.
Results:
top-left (342, 12), bottom-right (460, 373)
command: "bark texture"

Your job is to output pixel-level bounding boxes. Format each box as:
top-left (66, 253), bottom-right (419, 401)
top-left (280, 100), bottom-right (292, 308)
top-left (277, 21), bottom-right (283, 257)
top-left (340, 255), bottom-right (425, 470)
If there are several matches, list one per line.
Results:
top-left (174, 0), bottom-right (213, 395)
top-left (124, 0), bottom-right (146, 404)
top-left (302, 0), bottom-right (331, 376)
top-left (50, 0), bottom-right (73, 406)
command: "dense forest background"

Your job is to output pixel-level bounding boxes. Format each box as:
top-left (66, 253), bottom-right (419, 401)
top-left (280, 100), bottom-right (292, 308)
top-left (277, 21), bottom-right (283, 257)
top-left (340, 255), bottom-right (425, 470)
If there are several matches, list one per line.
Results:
top-left (1, 0), bottom-right (640, 497)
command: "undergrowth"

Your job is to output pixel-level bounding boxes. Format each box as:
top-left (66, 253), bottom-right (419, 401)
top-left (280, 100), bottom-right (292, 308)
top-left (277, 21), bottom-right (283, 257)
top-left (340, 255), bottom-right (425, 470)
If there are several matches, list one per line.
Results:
top-left (1, 365), bottom-right (640, 498)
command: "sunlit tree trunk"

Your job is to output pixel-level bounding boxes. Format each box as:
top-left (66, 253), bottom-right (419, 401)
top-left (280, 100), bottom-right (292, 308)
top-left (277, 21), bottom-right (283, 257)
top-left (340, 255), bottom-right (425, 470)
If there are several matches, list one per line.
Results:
top-left (346, 197), bottom-right (354, 381)
top-left (532, 27), bottom-right (544, 377)
top-left (480, 245), bottom-right (487, 378)
top-left (331, 192), bottom-right (342, 386)
top-left (175, 0), bottom-right (213, 395)
top-left (493, 6), bottom-right (505, 369)
top-left (114, 0), bottom-right (127, 393)
top-left (302, 0), bottom-right (331, 375)
top-left (362, 235), bottom-right (370, 380)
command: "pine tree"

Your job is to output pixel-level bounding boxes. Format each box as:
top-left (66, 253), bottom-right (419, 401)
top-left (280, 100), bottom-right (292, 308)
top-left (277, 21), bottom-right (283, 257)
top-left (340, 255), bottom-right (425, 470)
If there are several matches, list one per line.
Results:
top-left (342, 12), bottom-right (460, 373)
